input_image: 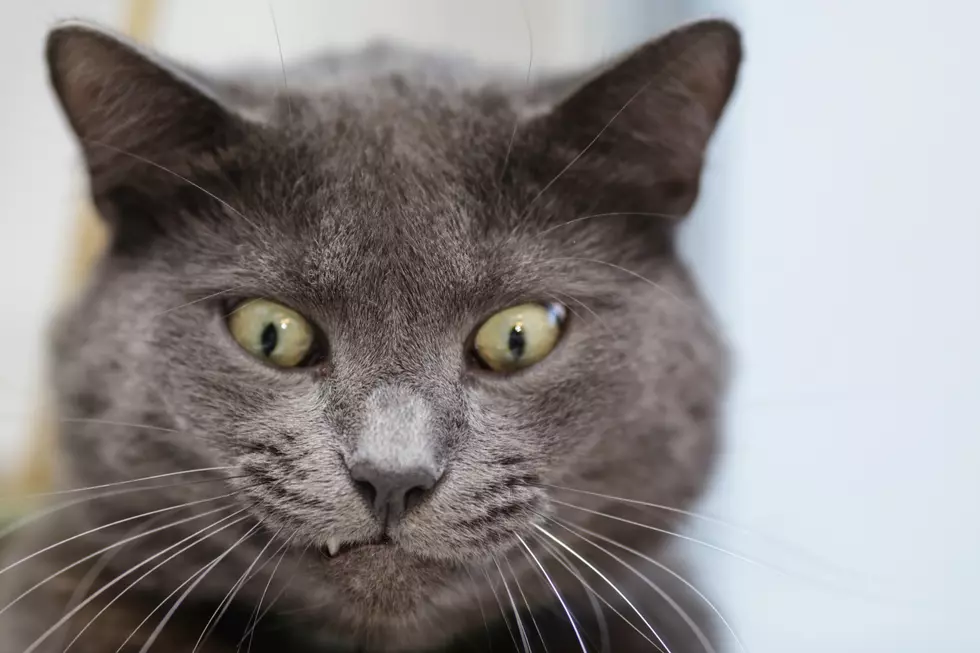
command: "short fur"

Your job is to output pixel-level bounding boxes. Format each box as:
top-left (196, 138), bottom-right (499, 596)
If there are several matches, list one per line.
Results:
top-left (0, 18), bottom-right (741, 652)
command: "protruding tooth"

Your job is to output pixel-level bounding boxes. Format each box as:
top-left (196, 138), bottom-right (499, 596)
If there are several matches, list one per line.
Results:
top-left (326, 537), bottom-right (341, 557)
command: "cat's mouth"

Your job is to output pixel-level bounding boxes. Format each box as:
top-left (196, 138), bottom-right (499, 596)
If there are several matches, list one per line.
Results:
top-left (322, 534), bottom-right (392, 558)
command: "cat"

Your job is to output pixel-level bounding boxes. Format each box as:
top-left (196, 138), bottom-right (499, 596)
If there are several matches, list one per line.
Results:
top-left (0, 15), bottom-right (740, 652)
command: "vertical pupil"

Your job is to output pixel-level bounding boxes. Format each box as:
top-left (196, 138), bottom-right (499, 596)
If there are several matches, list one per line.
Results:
top-left (507, 324), bottom-right (526, 359)
top-left (260, 323), bottom-right (278, 357)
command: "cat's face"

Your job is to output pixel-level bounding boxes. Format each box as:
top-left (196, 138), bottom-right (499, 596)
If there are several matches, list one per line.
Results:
top-left (46, 20), bottom-right (739, 646)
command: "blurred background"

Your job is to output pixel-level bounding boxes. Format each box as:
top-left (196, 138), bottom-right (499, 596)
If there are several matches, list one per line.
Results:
top-left (1, 1), bottom-right (977, 651)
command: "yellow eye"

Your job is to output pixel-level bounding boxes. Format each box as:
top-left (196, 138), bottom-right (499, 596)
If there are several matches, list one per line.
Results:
top-left (228, 299), bottom-right (317, 368)
top-left (473, 302), bottom-right (566, 373)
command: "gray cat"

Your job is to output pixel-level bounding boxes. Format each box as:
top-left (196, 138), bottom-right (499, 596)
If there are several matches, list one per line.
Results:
top-left (0, 16), bottom-right (740, 652)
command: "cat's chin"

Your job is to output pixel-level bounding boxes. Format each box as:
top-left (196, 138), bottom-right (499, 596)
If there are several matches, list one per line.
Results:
top-left (298, 545), bottom-right (475, 650)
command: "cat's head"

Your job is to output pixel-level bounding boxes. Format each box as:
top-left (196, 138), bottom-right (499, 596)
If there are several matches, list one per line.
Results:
top-left (46, 18), bottom-right (739, 646)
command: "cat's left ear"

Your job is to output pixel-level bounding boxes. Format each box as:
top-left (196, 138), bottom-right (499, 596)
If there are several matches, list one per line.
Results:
top-left (522, 19), bottom-right (742, 217)
top-left (46, 21), bottom-right (244, 202)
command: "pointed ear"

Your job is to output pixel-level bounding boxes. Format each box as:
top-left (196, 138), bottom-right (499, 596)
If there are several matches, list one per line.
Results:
top-left (525, 19), bottom-right (742, 217)
top-left (46, 22), bottom-right (245, 207)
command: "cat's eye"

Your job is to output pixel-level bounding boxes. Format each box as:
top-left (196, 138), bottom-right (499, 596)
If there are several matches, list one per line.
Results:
top-left (227, 299), bottom-right (318, 368)
top-left (472, 302), bottom-right (566, 373)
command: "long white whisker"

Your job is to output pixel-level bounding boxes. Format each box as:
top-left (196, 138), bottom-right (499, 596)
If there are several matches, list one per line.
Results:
top-left (537, 211), bottom-right (681, 237)
top-left (557, 517), bottom-right (745, 653)
top-left (519, 78), bottom-right (656, 220)
top-left (546, 257), bottom-right (686, 307)
top-left (482, 566), bottom-right (520, 650)
top-left (266, 0), bottom-right (293, 122)
top-left (552, 499), bottom-right (778, 574)
top-left (504, 555), bottom-right (550, 653)
top-left (517, 535), bottom-right (588, 653)
top-left (494, 556), bottom-right (532, 652)
top-left (86, 140), bottom-right (262, 232)
top-left (538, 538), bottom-right (663, 653)
top-left (0, 504), bottom-right (237, 620)
top-left (498, 0), bottom-right (533, 185)
top-left (463, 567), bottom-right (494, 651)
top-left (237, 542), bottom-right (312, 645)
top-left (537, 541), bottom-right (612, 653)
top-left (536, 537), bottom-right (658, 652)
top-left (243, 532), bottom-right (295, 653)
top-left (115, 519), bottom-right (258, 653)
top-left (549, 519), bottom-right (716, 653)
top-left (193, 525), bottom-right (281, 652)
top-left (55, 510), bottom-right (250, 653)
top-left (21, 465), bottom-right (233, 498)
top-left (57, 417), bottom-right (185, 436)
top-left (533, 524), bottom-right (672, 653)
top-left (0, 477), bottom-right (241, 543)
top-left (50, 511), bottom-right (175, 652)
top-left (152, 286), bottom-right (249, 319)
top-left (0, 492), bottom-right (239, 580)
top-left (546, 483), bottom-right (869, 587)
top-left (136, 523), bottom-right (263, 653)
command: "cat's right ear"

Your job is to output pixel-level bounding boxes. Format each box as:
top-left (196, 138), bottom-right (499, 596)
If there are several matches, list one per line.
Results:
top-left (46, 22), bottom-right (245, 219)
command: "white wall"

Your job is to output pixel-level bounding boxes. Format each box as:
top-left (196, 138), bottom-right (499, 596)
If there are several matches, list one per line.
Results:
top-left (674, 1), bottom-right (980, 651)
top-left (0, 0), bottom-right (124, 474)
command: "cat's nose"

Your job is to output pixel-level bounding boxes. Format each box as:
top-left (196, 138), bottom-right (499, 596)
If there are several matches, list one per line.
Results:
top-left (349, 461), bottom-right (440, 525)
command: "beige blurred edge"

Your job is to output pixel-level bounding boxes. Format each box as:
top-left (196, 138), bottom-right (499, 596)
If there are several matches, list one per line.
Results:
top-left (6, 0), bottom-right (160, 500)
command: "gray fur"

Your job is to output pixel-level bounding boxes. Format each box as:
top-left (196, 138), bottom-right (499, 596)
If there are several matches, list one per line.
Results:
top-left (0, 17), bottom-right (741, 652)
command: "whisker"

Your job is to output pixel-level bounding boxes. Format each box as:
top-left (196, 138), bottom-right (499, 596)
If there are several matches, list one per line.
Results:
top-left (517, 535), bottom-right (588, 653)
top-left (50, 511), bottom-right (176, 652)
top-left (555, 517), bottom-right (742, 653)
top-left (0, 476), bottom-right (243, 544)
top-left (115, 551), bottom-right (218, 652)
top-left (266, 0), bottom-right (293, 122)
top-left (1, 503), bottom-right (239, 622)
top-left (0, 491), bottom-right (240, 580)
top-left (545, 257), bottom-right (687, 307)
top-left (545, 483), bottom-right (869, 587)
top-left (504, 555), bottom-right (550, 653)
top-left (135, 522), bottom-right (263, 653)
top-left (236, 542), bottom-right (312, 645)
top-left (545, 290), bottom-right (629, 352)
top-left (518, 79), bottom-right (657, 220)
top-left (494, 556), bottom-right (532, 652)
top-left (463, 567), bottom-right (494, 652)
top-left (482, 565), bottom-right (520, 651)
top-left (20, 465), bottom-right (234, 499)
top-left (193, 525), bottom-right (281, 652)
top-left (152, 286), bottom-right (249, 319)
top-left (536, 536), bottom-right (658, 652)
top-left (85, 140), bottom-right (262, 232)
top-left (57, 417), bottom-right (186, 436)
top-left (537, 541), bottom-right (611, 653)
top-left (242, 532), bottom-right (296, 653)
top-left (498, 0), bottom-right (533, 185)
top-left (532, 524), bottom-right (672, 653)
top-left (537, 211), bottom-right (681, 238)
top-left (53, 510), bottom-right (251, 653)
top-left (551, 499), bottom-right (778, 574)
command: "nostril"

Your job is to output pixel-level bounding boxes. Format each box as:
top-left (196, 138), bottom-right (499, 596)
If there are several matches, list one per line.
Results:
top-left (352, 478), bottom-right (377, 507)
top-left (403, 485), bottom-right (428, 514)
top-left (348, 460), bottom-right (440, 524)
